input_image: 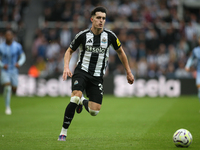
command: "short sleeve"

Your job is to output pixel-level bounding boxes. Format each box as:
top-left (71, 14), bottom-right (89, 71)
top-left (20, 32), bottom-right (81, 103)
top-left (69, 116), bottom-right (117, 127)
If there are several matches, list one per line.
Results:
top-left (70, 31), bottom-right (83, 51)
top-left (191, 49), bottom-right (196, 58)
top-left (193, 47), bottom-right (200, 59)
top-left (110, 32), bottom-right (121, 50)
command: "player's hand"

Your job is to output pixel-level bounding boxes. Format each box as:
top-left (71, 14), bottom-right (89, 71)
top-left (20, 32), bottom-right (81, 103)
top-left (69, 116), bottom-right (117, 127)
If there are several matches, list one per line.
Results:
top-left (15, 63), bottom-right (20, 68)
top-left (185, 67), bottom-right (190, 72)
top-left (3, 64), bottom-right (8, 70)
top-left (62, 68), bottom-right (72, 80)
top-left (127, 72), bottom-right (134, 84)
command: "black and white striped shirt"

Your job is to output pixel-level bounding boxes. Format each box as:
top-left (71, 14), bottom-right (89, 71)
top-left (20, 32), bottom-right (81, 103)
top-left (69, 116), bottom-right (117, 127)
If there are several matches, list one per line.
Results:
top-left (70, 28), bottom-right (121, 77)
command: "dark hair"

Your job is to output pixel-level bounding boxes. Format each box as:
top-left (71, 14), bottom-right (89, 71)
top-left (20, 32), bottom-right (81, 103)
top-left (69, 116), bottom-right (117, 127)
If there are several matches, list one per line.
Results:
top-left (5, 29), bottom-right (13, 34)
top-left (91, 6), bottom-right (107, 17)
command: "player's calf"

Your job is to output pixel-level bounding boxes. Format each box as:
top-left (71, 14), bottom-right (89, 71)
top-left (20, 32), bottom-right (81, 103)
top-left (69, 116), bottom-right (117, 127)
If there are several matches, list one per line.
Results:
top-left (3, 85), bottom-right (12, 115)
top-left (81, 98), bottom-right (101, 116)
top-left (12, 87), bottom-right (17, 95)
top-left (88, 101), bottom-right (101, 116)
top-left (198, 88), bottom-right (200, 102)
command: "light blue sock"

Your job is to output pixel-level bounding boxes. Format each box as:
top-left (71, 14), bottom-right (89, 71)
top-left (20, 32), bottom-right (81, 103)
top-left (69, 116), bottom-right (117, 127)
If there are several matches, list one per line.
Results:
top-left (3, 85), bottom-right (12, 107)
top-left (198, 88), bottom-right (200, 103)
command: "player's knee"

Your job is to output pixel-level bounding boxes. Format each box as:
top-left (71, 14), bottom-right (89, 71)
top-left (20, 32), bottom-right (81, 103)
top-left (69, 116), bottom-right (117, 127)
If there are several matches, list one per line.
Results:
top-left (4, 85), bottom-right (11, 92)
top-left (72, 90), bottom-right (82, 98)
top-left (70, 96), bottom-right (80, 104)
top-left (89, 108), bottom-right (100, 116)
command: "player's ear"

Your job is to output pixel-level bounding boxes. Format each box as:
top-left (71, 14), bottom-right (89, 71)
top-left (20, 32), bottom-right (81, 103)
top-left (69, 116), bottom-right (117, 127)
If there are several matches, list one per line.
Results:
top-left (90, 17), bottom-right (93, 23)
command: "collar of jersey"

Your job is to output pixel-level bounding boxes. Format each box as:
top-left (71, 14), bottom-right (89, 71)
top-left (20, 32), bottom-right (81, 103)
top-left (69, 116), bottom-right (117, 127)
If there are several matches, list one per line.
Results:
top-left (89, 28), bottom-right (104, 36)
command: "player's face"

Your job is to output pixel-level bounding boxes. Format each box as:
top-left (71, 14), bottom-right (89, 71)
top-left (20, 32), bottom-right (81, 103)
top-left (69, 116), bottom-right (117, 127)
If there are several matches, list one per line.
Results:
top-left (91, 12), bottom-right (106, 30)
top-left (5, 31), bottom-right (13, 42)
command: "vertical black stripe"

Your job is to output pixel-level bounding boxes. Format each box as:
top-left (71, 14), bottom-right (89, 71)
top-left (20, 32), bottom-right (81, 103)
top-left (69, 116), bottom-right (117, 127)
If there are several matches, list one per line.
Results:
top-left (77, 47), bottom-right (85, 69)
top-left (100, 49), bottom-right (108, 76)
top-left (88, 34), bottom-right (100, 75)
top-left (88, 53), bottom-right (99, 75)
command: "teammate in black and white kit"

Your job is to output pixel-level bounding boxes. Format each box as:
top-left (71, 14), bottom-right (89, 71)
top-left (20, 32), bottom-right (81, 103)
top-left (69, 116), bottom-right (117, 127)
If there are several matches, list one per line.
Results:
top-left (58, 6), bottom-right (134, 141)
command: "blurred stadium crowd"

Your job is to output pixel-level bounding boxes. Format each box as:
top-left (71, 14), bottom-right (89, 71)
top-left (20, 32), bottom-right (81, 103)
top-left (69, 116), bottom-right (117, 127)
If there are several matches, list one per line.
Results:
top-left (1, 0), bottom-right (200, 79)
top-left (0, 0), bottom-right (29, 46)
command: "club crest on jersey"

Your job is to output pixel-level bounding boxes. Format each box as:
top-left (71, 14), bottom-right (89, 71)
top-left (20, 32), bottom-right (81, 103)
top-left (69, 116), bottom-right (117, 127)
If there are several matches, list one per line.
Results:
top-left (101, 37), bottom-right (107, 44)
top-left (74, 80), bottom-right (78, 85)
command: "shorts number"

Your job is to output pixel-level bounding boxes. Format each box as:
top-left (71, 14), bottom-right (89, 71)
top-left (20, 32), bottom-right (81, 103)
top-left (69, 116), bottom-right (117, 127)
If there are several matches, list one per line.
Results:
top-left (98, 83), bottom-right (103, 95)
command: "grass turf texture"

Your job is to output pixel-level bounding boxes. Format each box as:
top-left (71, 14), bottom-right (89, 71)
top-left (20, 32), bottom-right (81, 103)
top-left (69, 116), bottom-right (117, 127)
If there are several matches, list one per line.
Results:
top-left (0, 95), bottom-right (199, 150)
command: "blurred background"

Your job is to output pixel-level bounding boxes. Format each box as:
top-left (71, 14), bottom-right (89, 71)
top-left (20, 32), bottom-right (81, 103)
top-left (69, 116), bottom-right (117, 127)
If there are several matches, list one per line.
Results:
top-left (0, 0), bottom-right (200, 96)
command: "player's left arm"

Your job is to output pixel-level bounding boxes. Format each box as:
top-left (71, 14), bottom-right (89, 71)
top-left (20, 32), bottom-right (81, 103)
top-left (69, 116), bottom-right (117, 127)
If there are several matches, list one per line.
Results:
top-left (15, 44), bottom-right (26, 68)
top-left (15, 53), bottom-right (26, 68)
top-left (116, 46), bottom-right (134, 84)
top-left (185, 50), bottom-right (195, 72)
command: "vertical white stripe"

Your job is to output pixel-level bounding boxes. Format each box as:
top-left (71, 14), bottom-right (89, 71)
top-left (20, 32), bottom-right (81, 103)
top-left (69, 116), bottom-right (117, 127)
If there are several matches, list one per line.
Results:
top-left (94, 53), bottom-right (104, 76)
top-left (80, 32), bottom-right (94, 72)
top-left (81, 51), bottom-right (92, 72)
top-left (103, 48), bottom-right (110, 75)
top-left (77, 44), bottom-right (82, 65)
top-left (86, 32), bottom-right (93, 46)
top-left (94, 31), bottom-right (108, 76)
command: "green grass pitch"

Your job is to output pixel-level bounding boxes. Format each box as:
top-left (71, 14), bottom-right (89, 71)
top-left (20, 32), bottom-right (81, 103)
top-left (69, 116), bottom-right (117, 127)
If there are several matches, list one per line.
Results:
top-left (0, 95), bottom-right (199, 150)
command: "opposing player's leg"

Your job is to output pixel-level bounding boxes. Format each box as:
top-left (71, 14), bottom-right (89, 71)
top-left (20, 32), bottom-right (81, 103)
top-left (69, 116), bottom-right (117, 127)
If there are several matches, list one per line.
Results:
top-left (196, 72), bottom-right (200, 102)
top-left (197, 85), bottom-right (200, 102)
top-left (3, 83), bottom-right (12, 115)
top-left (12, 87), bottom-right (17, 94)
top-left (197, 84), bottom-right (200, 113)
top-left (1, 71), bottom-right (12, 115)
top-left (10, 73), bottom-right (18, 95)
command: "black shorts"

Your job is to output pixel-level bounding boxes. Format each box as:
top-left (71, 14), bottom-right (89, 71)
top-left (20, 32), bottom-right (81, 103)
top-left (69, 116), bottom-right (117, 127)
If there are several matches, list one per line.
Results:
top-left (72, 68), bottom-right (103, 104)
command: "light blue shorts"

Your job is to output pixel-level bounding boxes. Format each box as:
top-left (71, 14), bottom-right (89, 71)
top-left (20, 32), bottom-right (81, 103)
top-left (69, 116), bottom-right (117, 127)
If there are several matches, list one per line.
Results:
top-left (1, 71), bottom-right (18, 87)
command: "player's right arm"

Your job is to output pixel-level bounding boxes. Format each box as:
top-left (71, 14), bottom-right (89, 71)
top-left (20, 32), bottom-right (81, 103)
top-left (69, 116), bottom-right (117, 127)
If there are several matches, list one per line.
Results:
top-left (63, 31), bottom-right (83, 80)
top-left (0, 45), bottom-right (7, 70)
top-left (0, 61), bottom-right (8, 69)
top-left (62, 47), bottom-right (74, 80)
top-left (0, 55), bottom-right (5, 68)
top-left (0, 60), bottom-right (6, 69)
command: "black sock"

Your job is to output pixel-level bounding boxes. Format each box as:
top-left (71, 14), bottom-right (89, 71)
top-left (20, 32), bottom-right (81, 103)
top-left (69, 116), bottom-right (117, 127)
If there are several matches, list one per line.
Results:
top-left (83, 99), bottom-right (89, 112)
top-left (62, 102), bottom-right (77, 129)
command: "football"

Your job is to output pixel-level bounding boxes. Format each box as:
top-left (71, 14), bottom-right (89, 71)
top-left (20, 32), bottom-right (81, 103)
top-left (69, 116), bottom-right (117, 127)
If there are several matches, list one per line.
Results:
top-left (173, 129), bottom-right (193, 147)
